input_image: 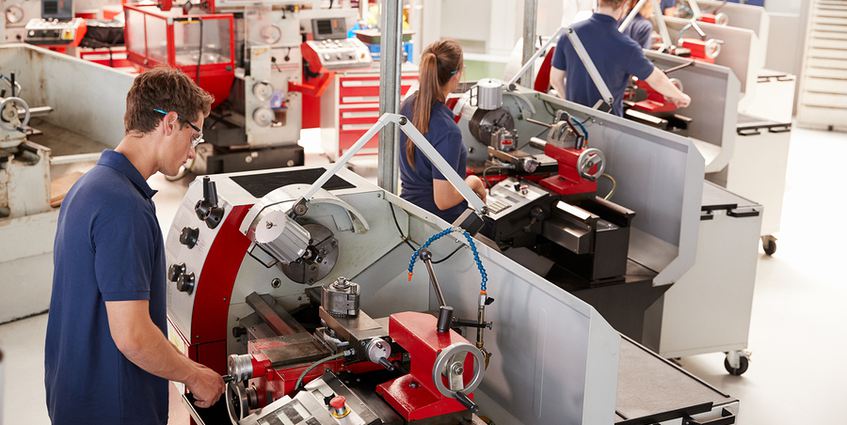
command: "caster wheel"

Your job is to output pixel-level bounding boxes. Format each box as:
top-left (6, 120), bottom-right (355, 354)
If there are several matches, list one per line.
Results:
top-left (762, 236), bottom-right (777, 256)
top-left (724, 354), bottom-right (750, 376)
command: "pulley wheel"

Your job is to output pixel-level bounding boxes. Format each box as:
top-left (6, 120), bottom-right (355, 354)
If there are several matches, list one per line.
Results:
top-left (0, 97), bottom-right (29, 131)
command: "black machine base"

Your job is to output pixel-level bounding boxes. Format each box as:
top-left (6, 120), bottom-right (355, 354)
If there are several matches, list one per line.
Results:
top-left (195, 144), bottom-right (305, 174)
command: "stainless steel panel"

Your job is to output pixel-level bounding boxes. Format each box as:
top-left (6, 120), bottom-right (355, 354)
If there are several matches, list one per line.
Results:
top-left (643, 51), bottom-right (740, 173)
top-left (0, 44), bottom-right (135, 147)
top-left (542, 213), bottom-right (593, 254)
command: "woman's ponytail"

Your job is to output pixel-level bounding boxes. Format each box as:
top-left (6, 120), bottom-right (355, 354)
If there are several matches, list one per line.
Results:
top-left (406, 40), bottom-right (463, 168)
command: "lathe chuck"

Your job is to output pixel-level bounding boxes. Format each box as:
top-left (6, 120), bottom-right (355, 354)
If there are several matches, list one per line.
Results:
top-left (280, 223), bottom-right (339, 285)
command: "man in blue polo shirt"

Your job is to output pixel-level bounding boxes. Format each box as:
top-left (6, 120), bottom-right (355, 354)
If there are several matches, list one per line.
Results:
top-left (45, 67), bottom-right (224, 424)
top-left (550, 0), bottom-right (690, 116)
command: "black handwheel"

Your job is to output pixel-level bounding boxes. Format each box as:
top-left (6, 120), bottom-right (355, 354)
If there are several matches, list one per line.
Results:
top-left (724, 355), bottom-right (749, 376)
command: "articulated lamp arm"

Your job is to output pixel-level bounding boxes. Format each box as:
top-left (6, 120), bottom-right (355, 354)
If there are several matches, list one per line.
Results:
top-left (686, 0), bottom-right (703, 20)
top-left (295, 113), bottom-right (487, 219)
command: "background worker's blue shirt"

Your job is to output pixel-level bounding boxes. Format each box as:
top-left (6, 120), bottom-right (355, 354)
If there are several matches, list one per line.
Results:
top-left (661, 0), bottom-right (676, 11)
top-left (399, 94), bottom-right (468, 223)
top-left (45, 150), bottom-right (168, 425)
top-left (621, 14), bottom-right (654, 49)
top-left (553, 13), bottom-right (655, 115)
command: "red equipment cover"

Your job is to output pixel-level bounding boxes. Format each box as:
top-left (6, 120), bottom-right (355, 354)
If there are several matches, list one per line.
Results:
top-left (376, 312), bottom-right (475, 421)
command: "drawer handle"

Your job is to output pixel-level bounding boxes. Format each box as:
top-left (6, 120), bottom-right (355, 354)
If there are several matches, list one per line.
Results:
top-left (341, 80), bottom-right (380, 87)
top-left (342, 123), bottom-right (375, 131)
top-left (342, 111), bottom-right (380, 118)
top-left (342, 96), bottom-right (380, 103)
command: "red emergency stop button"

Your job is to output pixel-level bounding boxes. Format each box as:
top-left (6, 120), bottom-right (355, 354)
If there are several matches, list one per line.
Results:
top-left (330, 395), bottom-right (350, 418)
top-left (330, 396), bottom-right (346, 409)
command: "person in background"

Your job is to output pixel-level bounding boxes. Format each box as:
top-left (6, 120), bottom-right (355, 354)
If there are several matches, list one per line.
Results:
top-left (399, 40), bottom-right (487, 224)
top-left (45, 67), bottom-right (224, 425)
top-left (550, 0), bottom-right (690, 116)
top-left (661, 0), bottom-right (678, 15)
top-left (621, 0), bottom-right (656, 49)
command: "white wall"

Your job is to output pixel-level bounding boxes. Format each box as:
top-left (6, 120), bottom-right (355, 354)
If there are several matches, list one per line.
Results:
top-left (416, 0), bottom-right (589, 60)
top-left (763, 0), bottom-right (812, 113)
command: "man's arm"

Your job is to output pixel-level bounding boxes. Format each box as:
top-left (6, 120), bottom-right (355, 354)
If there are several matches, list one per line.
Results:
top-left (644, 67), bottom-right (691, 108)
top-left (105, 300), bottom-right (224, 408)
top-left (550, 67), bottom-right (566, 99)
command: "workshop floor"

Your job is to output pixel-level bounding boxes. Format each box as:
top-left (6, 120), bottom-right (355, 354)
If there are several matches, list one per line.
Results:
top-left (1, 127), bottom-right (844, 424)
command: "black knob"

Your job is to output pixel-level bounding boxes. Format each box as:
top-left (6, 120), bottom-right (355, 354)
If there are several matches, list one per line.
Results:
top-left (205, 206), bottom-right (224, 229)
top-left (176, 272), bottom-right (195, 294)
top-left (168, 263), bottom-right (186, 282)
top-left (194, 177), bottom-right (225, 229)
top-left (194, 199), bottom-right (209, 221)
top-left (454, 391), bottom-right (479, 413)
top-left (179, 227), bottom-right (199, 249)
top-left (232, 326), bottom-right (247, 338)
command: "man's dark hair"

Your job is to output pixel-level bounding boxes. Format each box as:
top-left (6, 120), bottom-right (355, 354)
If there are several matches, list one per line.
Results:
top-left (124, 66), bottom-right (214, 135)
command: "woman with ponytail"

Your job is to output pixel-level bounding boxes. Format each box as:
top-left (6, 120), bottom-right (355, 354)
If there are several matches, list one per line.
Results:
top-left (399, 40), bottom-right (487, 224)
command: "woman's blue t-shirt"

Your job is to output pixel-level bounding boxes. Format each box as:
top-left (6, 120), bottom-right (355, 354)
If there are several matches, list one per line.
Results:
top-left (399, 94), bottom-right (468, 223)
top-left (621, 14), bottom-right (654, 49)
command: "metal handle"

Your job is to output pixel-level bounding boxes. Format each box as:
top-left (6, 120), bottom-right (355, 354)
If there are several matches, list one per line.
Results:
top-left (577, 148), bottom-right (606, 181)
top-left (432, 342), bottom-right (486, 399)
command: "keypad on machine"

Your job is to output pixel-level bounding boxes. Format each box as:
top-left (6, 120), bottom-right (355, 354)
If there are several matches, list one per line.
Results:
top-left (488, 199), bottom-right (511, 214)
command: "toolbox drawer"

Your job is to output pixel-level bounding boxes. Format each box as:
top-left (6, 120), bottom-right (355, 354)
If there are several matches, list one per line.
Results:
top-left (338, 75), bottom-right (417, 104)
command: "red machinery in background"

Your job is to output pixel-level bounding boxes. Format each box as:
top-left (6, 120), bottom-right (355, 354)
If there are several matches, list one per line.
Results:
top-left (674, 20), bottom-right (723, 64)
top-left (622, 61), bottom-right (695, 133)
top-left (698, 12), bottom-right (729, 25)
top-left (530, 137), bottom-right (603, 198)
top-left (123, 3), bottom-right (235, 109)
top-left (677, 37), bottom-right (721, 64)
top-left (626, 78), bottom-right (679, 114)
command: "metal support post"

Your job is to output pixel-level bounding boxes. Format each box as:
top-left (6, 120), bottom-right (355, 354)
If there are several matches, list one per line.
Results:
top-left (521, 0), bottom-right (539, 88)
top-left (655, 0), bottom-right (674, 51)
top-left (377, 0), bottom-right (403, 194)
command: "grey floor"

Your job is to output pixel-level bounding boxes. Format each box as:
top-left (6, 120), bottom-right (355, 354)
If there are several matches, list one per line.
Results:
top-left (1, 127), bottom-right (844, 424)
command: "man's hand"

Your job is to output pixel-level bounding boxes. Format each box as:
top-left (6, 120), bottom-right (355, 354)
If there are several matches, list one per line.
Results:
top-left (465, 175), bottom-right (487, 202)
top-left (645, 68), bottom-right (691, 110)
top-left (670, 93), bottom-right (691, 108)
top-left (186, 364), bottom-right (225, 408)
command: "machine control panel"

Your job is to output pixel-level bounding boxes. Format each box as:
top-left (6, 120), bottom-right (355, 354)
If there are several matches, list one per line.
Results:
top-left (307, 17), bottom-right (372, 69)
top-left (305, 37), bottom-right (372, 70)
top-left (486, 177), bottom-right (549, 221)
top-left (24, 17), bottom-right (84, 45)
